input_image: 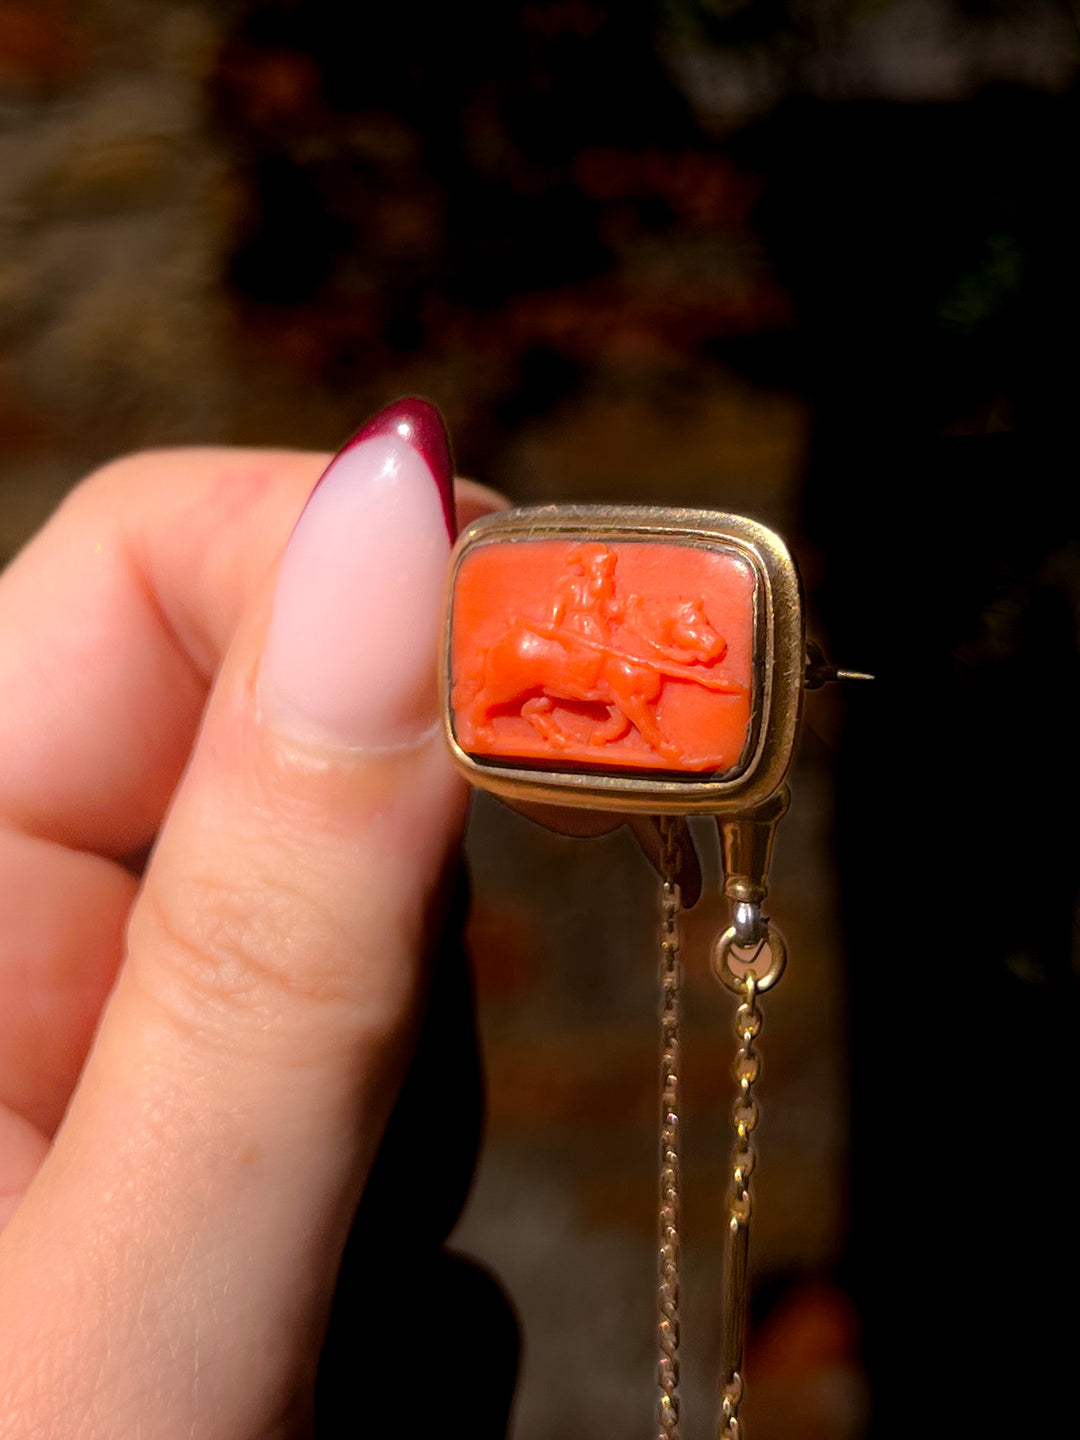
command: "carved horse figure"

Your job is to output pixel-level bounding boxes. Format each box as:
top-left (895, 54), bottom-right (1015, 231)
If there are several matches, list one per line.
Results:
top-left (456, 589), bottom-right (745, 764)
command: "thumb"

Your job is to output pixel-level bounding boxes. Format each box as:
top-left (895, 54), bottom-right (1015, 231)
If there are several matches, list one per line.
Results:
top-left (0, 402), bottom-right (468, 1438)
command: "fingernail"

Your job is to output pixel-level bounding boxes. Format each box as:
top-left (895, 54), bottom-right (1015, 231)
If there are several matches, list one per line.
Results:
top-left (259, 398), bottom-right (456, 750)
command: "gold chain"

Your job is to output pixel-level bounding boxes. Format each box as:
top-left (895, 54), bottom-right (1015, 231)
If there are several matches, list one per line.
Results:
top-left (656, 817), bottom-right (682, 1440)
top-left (718, 970), bottom-right (763, 1440)
top-left (656, 821), bottom-right (786, 1440)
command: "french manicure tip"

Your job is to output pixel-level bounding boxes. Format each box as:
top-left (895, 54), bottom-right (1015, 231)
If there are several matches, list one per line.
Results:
top-left (259, 394), bottom-right (457, 750)
top-left (344, 397), bottom-right (456, 540)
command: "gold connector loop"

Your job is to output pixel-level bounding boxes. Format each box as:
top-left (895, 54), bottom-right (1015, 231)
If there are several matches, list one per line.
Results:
top-left (712, 923), bottom-right (787, 995)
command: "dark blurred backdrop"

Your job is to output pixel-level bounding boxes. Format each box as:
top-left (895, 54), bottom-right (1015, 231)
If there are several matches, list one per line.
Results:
top-left (2, 3), bottom-right (1078, 1437)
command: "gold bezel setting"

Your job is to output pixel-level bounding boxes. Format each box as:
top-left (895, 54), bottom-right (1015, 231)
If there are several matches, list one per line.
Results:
top-left (441, 504), bottom-right (804, 815)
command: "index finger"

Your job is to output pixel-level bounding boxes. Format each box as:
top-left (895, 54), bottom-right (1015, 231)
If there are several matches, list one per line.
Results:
top-left (0, 446), bottom-right (498, 857)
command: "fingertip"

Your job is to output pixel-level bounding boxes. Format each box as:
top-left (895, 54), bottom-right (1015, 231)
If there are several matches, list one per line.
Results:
top-left (454, 479), bottom-right (511, 533)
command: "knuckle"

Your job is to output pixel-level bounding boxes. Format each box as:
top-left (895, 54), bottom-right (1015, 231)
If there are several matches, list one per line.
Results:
top-left (127, 849), bottom-right (378, 1054)
top-left (62, 449), bottom-right (184, 512)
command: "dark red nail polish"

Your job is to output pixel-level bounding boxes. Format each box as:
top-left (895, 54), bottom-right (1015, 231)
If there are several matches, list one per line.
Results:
top-left (344, 397), bottom-right (456, 540)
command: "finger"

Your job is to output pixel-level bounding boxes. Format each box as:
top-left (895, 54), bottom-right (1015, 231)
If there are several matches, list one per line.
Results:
top-left (0, 452), bottom-right (499, 1161)
top-left (0, 403), bottom-right (495, 1436)
top-left (0, 1107), bottom-right (47, 1234)
top-left (0, 445), bottom-right (498, 857)
top-left (0, 828), bottom-right (135, 1137)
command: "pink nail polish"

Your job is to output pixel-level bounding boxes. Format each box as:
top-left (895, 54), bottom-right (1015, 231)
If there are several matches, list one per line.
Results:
top-left (259, 398), bottom-right (456, 750)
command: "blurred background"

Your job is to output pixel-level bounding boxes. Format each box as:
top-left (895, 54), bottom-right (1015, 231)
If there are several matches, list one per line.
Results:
top-left (2, 2), bottom-right (1079, 1437)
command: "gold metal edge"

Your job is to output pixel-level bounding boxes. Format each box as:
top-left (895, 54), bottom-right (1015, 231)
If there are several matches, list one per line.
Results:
top-left (440, 505), bottom-right (805, 815)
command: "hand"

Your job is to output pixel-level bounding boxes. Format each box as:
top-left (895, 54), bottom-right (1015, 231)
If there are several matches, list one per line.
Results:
top-left (0, 401), bottom-right (502, 1437)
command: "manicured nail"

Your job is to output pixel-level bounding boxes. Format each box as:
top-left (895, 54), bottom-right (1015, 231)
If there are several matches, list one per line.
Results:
top-left (259, 398), bottom-right (456, 750)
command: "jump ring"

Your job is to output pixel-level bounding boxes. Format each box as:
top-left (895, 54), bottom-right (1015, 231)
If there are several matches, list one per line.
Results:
top-left (712, 922), bottom-right (787, 994)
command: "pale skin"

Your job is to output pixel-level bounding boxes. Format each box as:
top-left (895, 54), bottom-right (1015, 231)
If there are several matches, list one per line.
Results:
top-left (0, 447), bottom-right (699, 1438)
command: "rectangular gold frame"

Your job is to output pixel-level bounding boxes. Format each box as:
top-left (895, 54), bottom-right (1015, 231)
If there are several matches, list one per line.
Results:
top-left (441, 504), bottom-right (805, 815)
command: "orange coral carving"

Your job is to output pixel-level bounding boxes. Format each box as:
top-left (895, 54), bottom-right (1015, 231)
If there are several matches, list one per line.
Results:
top-left (450, 540), bottom-right (754, 774)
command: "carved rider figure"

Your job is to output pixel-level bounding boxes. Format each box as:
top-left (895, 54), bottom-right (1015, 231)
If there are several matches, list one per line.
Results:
top-left (549, 544), bottom-right (624, 644)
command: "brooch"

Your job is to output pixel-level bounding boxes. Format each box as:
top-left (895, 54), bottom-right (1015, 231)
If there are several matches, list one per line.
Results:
top-left (442, 503), bottom-right (866, 1438)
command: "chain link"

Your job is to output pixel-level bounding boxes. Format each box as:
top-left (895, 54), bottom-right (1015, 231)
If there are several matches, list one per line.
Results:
top-left (718, 970), bottom-right (765, 1440)
top-left (657, 818), bottom-right (682, 1440)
